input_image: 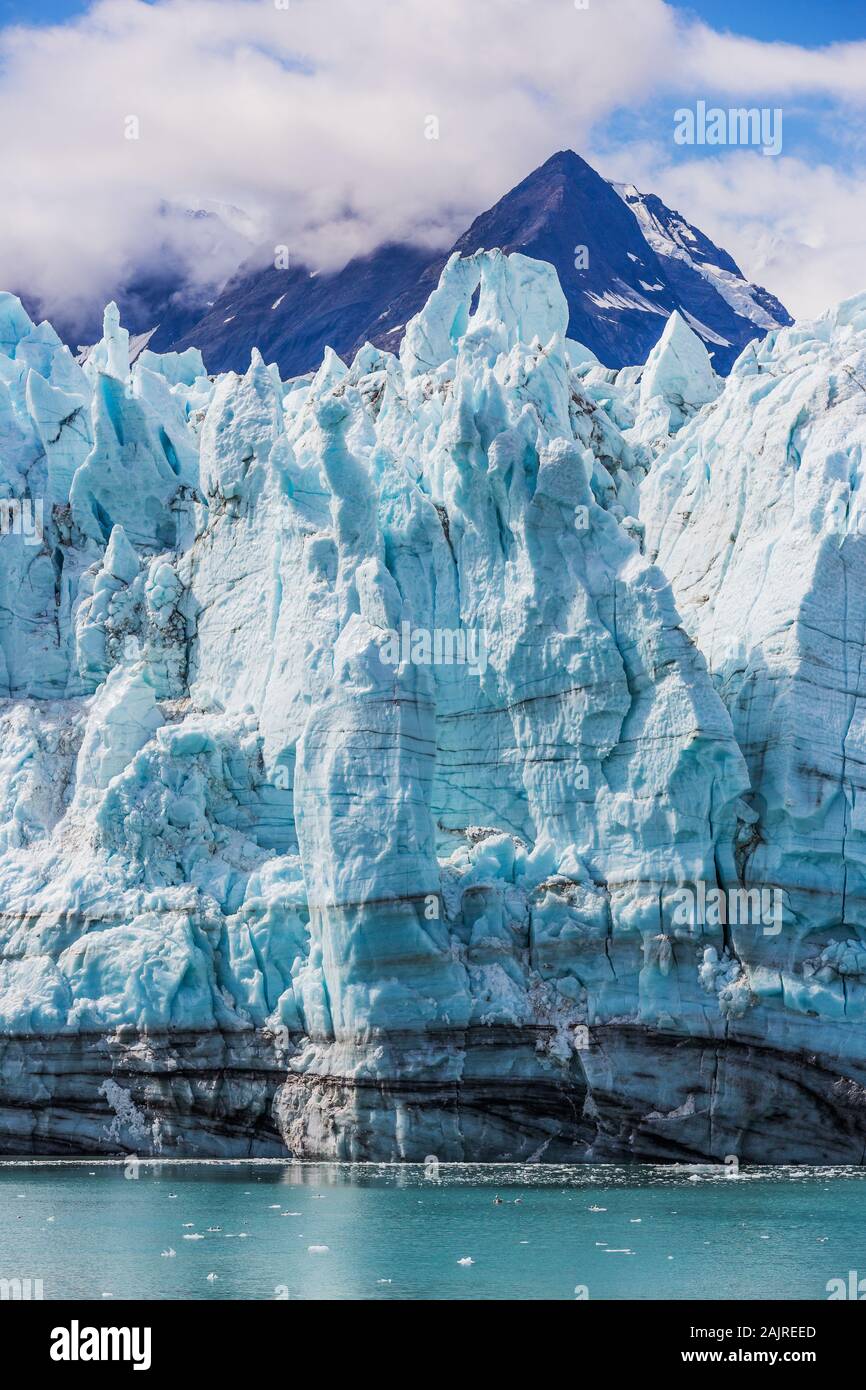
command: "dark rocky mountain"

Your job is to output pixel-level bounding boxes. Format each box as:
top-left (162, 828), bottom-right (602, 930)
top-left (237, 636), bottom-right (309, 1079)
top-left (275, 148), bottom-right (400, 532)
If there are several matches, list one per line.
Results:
top-left (151, 151), bottom-right (793, 376)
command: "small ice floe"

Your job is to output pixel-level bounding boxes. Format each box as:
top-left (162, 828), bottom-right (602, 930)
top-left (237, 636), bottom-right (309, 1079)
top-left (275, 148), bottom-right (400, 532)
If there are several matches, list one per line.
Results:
top-left (268, 1204), bottom-right (281, 1209)
top-left (630, 1219), bottom-right (642, 1224)
top-left (182, 1223), bottom-right (194, 1228)
top-left (238, 1233), bottom-right (248, 1239)
top-left (206, 1226), bottom-right (222, 1233)
top-left (604, 1248), bottom-right (634, 1255)
top-left (457, 1257), bottom-right (475, 1266)
top-left (206, 1273), bottom-right (218, 1282)
top-left (493, 1195), bottom-right (503, 1205)
top-left (161, 1249), bottom-right (176, 1258)
top-left (168, 1193), bottom-right (177, 1199)
top-left (689, 1175), bottom-right (701, 1183)
top-left (588, 1205), bottom-right (606, 1212)
top-left (47, 1216), bottom-right (55, 1223)
top-left (183, 1234), bottom-right (204, 1241)
top-left (312, 1194), bottom-right (325, 1200)
top-left (817, 1237), bottom-right (828, 1243)
top-left (377, 1279), bottom-right (392, 1285)
top-left (595, 1242), bottom-right (607, 1247)
top-left (282, 1211), bottom-right (302, 1217)
top-left (308, 1245), bottom-right (329, 1254)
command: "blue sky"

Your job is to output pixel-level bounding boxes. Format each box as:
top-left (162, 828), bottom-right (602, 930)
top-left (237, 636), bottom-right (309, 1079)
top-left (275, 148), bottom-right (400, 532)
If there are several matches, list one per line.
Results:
top-left (669, 0), bottom-right (866, 46)
top-left (5, 0), bottom-right (864, 42)
top-left (0, 0), bottom-right (87, 22)
top-left (591, 2), bottom-right (866, 188)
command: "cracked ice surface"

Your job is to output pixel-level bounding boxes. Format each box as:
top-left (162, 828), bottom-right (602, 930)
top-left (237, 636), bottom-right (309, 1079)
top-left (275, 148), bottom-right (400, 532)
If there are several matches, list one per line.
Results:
top-left (640, 295), bottom-right (866, 1049)
top-left (0, 259), bottom-right (864, 1161)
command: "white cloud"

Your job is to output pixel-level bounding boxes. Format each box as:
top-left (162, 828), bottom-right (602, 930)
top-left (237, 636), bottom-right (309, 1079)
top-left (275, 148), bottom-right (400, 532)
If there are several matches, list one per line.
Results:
top-left (0, 0), bottom-right (864, 331)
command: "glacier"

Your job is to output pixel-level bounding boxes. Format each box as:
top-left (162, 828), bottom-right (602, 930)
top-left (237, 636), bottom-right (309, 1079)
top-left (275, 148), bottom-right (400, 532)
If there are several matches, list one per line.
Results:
top-left (0, 249), bottom-right (865, 1162)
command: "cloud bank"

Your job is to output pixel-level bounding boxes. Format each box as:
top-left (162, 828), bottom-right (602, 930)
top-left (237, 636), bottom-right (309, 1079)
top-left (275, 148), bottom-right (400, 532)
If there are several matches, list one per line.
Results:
top-left (0, 0), bottom-right (864, 332)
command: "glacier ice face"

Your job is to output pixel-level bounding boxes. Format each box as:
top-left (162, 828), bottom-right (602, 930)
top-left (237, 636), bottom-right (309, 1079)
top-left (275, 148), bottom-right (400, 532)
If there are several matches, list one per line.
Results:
top-left (0, 261), bottom-right (864, 1162)
top-left (640, 295), bottom-right (866, 1059)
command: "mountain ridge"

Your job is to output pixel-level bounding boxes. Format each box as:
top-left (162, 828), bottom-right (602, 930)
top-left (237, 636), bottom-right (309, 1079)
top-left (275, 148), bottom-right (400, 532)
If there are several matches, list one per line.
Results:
top-left (157, 149), bottom-right (791, 378)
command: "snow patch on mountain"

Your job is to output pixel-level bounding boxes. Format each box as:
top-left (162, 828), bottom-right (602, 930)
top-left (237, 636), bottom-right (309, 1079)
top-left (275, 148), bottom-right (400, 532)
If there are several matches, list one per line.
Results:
top-left (612, 183), bottom-right (785, 333)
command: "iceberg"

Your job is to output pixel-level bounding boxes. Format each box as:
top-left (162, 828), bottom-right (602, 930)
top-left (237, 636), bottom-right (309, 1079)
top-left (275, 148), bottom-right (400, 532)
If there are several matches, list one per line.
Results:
top-left (0, 256), bottom-right (863, 1162)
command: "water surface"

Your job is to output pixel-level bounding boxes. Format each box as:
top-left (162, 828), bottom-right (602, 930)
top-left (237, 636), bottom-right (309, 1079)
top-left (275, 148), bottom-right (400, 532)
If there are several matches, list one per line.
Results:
top-left (0, 1161), bottom-right (861, 1300)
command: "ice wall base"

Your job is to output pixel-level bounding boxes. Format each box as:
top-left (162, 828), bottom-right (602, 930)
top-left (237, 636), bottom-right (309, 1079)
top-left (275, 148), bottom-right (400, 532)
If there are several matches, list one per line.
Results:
top-left (2, 1024), bottom-right (865, 1164)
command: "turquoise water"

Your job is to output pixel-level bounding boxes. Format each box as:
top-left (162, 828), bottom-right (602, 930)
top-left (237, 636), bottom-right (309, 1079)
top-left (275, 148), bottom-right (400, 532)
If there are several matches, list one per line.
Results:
top-left (0, 1162), bottom-right (863, 1300)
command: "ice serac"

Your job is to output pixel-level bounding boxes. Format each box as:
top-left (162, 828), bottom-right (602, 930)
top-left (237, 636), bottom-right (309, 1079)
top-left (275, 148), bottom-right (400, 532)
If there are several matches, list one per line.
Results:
top-left (638, 310), bottom-right (720, 429)
top-left (0, 253), bottom-right (864, 1162)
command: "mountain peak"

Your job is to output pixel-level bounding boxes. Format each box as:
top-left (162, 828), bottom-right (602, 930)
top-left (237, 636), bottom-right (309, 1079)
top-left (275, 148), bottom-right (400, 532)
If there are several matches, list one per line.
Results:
top-left (531, 148), bottom-right (596, 178)
top-left (159, 150), bottom-right (791, 378)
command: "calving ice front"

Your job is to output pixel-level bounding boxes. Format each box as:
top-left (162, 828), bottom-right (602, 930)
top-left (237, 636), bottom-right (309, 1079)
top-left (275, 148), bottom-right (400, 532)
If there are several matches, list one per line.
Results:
top-left (1, 245), bottom-right (866, 1165)
top-left (50, 1321), bottom-right (151, 1371)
